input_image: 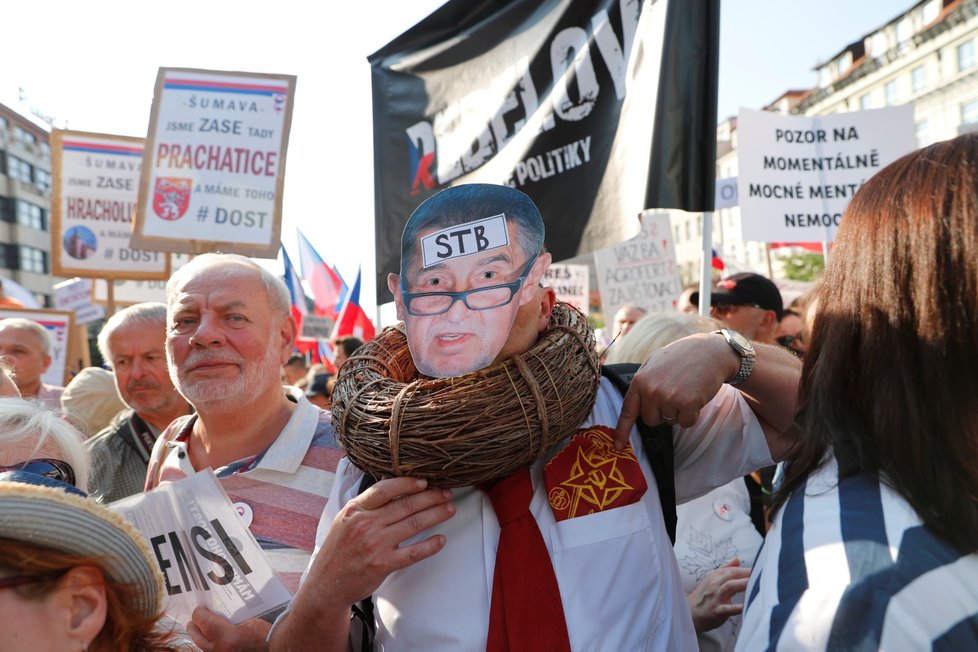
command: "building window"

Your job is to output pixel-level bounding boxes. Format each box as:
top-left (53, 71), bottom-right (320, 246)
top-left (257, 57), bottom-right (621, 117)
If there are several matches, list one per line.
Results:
top-left (915, 120), bottom-right (930, 147)
top-left (961, 99), bottom-right (978, 125)
top-left (684, 221), bottom-right (691, 241)
top-left (40, 142), bottom-right (51, 158)
top-left (696, 215), bottom-right (703, 237)
top-left (34, 169), bottom-right (51, 192)
top-left (674, 225), bottom-right (681, 243)
top-left (6, 156), bottom-right (33, 183)
top-left (13, 126), bottom-right (37, 146)
top-left (0, 116), bottom-right (8, 131)
top-left (911, 65), bottom-right (927, 93)
top-left (859, 93), bottom-right (874, 110)
top-left (16, 201), bottom-right (45, 230)
top-left (885, 80), bottom-right (900, 105)
top-left (18, 246), bottom-right (47, 274)
top-left (958, 40), bottom-right (976, 72)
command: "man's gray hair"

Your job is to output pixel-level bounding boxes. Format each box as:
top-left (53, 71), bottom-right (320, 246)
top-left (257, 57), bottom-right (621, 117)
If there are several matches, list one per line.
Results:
top-left (165, 253), bottom-right (291, 317)
top-left (97, 302), bottom-right (168, 366)
top-left (0, 318), bottom-right (52, 356)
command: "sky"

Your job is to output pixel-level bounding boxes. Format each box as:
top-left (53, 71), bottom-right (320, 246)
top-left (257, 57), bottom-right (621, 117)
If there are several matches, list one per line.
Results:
top-left (2, 0), bottom-right (905, 318)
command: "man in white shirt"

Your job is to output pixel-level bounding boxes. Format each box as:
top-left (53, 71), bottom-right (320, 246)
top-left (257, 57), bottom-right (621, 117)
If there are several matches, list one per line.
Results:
top-left (269, 184), bottom-right (801, 651)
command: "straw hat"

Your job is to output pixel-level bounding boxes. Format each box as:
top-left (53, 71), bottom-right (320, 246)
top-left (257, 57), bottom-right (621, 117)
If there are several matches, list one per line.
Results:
top-left (0, 470), bottom-right (163, 617)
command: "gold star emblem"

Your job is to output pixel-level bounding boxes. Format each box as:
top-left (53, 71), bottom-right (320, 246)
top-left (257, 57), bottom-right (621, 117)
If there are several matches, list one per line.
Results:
top-left (558, 444), bottom-right (636, 517)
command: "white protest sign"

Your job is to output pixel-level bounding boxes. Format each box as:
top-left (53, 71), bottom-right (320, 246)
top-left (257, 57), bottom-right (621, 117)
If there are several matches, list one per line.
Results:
top-left (715, 176), bottom-right (738, 209)
top-left (593, 212), bottom-right (681, 329)
top-left (93, 254), bottom-right (190, 306)
top-left (299, 314), bottom-right (335, 340)
top-left (53, 278), bottom-right (105, 325)
top-left (110, 470), bottom-right (292, 625)
top-left (737, 106), bottom-right (916, 242)
top-left (131, 68), bottom-right (296, 258)
top-left (50, 130), bottom-right (170, 280)
top-left (544, 263), bottom-right (589, 313)
top-left (0, 308), bottom-right (76, 385)
top-left (420, 214), bottom-right (509, 268)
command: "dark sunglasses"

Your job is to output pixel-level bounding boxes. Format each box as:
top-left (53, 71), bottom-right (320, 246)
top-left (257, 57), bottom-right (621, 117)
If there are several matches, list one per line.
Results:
top-left (0, 459), bottom-right (76, 486)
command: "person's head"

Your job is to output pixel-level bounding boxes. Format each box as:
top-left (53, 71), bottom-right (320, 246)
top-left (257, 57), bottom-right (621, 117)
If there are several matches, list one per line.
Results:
top-left (0, 318), bottom-right (53, 397)
top-left (0, 359), bottom-right (21, 398)
top-left (0, 471), bottom-right (166, 651)
top-left (780, 133), bottom-right (978, 552)
top-left (388, 184), bottom-right (550, 377)
top-left (0, 398), bottom-right (90, 491)
top-left (675, 284), bottom-right (699, 314)
top-left (692, 272), bottom-right (784, 342)
top-left (59, 368), bottom-right (126, 438)
top-left (612, 304), bottom-right (647, 339)
top-left (774, 309), bottom-right (806, 356)
top-left (304, 372), bottom-right (333, 410)
top-left (98, 302), bottom-right (187, 430)
top-left (606, 313), bottom-right (720, 365)
top-left (283, 354), bottom-right (309, 386)
top-left (165, 254), bottom-right (296, 412)
top-left (332, 336), bottom-right (364, 371)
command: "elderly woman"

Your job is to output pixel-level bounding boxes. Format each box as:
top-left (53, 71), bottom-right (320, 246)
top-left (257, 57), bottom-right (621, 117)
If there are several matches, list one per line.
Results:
top-left (0, 470), bottom-right (173, 651)
top-left (0, 397), bottom-right (90, 490)
top-left (735, 133), bottom-right (978, 648)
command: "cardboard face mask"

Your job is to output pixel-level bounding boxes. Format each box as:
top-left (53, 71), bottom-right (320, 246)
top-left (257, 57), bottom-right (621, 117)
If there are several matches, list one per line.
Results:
top-left (389, 184), bottom-right (546, 378)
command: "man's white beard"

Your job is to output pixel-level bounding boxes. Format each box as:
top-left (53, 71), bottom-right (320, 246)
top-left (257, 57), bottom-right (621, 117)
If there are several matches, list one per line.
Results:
top-left (176, 339), bottom-right (282, 409)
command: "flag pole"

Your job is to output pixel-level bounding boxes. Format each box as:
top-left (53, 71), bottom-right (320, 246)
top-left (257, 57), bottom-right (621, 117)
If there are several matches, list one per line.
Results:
top-left (698, 211), bottom-right (714, 318)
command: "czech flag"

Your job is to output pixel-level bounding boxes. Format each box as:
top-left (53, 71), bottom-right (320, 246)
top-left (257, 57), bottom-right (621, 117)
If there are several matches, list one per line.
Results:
top-left (281, 246), bottom-right (308, 327)
top-left (331, 268), bottom-right (375, 341)
top-left (296, 229), bottom-right (348, 317)
top-left (711, 248), bottom-right (725, 271)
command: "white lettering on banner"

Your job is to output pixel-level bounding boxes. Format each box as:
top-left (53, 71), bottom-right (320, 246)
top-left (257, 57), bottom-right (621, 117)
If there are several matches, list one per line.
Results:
top-left (420, 214), bottom-right (509, 268)
top-left (407, 0), bottom-right (639, 187)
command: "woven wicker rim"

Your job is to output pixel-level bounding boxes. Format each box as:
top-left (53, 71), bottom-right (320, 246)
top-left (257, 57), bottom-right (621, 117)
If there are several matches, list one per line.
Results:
top-left (332, 302), bottom-right (600, 487)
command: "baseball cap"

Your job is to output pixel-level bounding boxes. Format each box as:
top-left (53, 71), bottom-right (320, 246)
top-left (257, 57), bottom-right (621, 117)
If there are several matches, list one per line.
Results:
top-left (691, 273), bottom-right (784, 320)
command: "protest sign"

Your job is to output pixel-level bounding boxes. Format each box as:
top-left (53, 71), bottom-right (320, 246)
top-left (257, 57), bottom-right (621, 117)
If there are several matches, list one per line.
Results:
top-left (0, 308), bottom-right (76, 385)
top-left (131, 68), bottom-right (296, 258)
top-left (715, 176), bottom-right (738, 210)
top-left (93, 254), bottom-right (190, 307)
top-left (593, 212), bottom-right (681, 329)
top-left (53, 278), bottom-right (106, 325)
top-left (544, 263), bottom-right (589, 313)
top-left (110, 470), bottom-right (292, 625)
top-left (50, 130), bottom-right (170, 280)
top-left (299, 314), bottom-right (334, 341)
top-left (736, 106), bottom-right (916, 242)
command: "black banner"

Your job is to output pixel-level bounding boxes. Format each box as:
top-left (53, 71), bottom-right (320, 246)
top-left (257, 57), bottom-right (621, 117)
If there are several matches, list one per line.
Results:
top-left (370, 0), bottom-right (719, 303)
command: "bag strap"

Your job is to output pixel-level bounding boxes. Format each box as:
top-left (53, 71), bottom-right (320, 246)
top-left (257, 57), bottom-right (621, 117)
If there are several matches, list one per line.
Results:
top-left (601, 363), bottom-right (678, 544)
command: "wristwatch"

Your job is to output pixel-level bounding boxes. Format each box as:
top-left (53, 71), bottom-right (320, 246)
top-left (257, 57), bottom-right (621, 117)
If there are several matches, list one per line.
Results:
top-left (715, 329), bottom-right (756, 386)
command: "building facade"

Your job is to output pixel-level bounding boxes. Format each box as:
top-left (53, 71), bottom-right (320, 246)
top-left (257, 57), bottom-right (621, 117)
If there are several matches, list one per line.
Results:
top-left (0, 101), bottom-right (60, 306)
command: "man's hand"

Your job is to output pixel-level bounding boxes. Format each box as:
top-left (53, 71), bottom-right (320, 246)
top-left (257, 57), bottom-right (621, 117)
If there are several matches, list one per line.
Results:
top-left (614, 333), bottom-right (736, 448)
top-left (686, 559), bottom-right (751, 633)
top-left (187, 608), bottom-right (270, 651)
top-left (269, 476), bottom-right (455, 652)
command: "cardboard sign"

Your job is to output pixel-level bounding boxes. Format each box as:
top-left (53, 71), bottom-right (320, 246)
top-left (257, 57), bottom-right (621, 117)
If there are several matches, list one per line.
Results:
top-left (715, 176), bottom-right (738, 210)
top-left (299, 314), bottom-right (335, 340)
top-left (93, 254), bottom-right (190, 307)
top-left (0, 308), bottom-right (76, 385)
top-left (593, 212), bottom-right (681, 329)
top-left (544, 263), bottom-right (589, 313)
top-left (131, 68), bottom-right (296, 258)
top-left (53, 278), bottom-right (105, 325)
top-left (110, 470), bottom-right (291, 625)
top-left (736, 106), bottom-right (916, 242)
top-left (50, 130), bottom-right (170, 280)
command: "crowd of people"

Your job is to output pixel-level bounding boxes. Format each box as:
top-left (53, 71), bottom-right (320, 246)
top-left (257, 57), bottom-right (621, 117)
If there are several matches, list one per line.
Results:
top-left (1, 133), bottom-right (977, 651)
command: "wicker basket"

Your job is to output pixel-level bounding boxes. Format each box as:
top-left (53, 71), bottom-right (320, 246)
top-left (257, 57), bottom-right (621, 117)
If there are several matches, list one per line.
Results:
top-left (332, 302), bottom-right (600, 487)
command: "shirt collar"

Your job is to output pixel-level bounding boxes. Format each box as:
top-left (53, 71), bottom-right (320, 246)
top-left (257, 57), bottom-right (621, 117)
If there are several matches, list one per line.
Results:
top-left (253, 385), bottom-right (323, 474)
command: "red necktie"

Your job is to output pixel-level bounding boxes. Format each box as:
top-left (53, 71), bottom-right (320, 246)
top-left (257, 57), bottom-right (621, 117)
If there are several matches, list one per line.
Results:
top-left (482, 469), bottom-right (571, 652)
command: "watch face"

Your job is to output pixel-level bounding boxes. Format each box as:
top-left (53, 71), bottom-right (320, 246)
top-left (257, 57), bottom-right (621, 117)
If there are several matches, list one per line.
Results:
top-left (724, 328), bottom-right (753, 354)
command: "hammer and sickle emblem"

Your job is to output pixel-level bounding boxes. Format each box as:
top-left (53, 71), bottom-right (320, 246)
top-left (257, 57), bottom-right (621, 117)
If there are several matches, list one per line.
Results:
top-left (587, 469), bottom-right (607, 488)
